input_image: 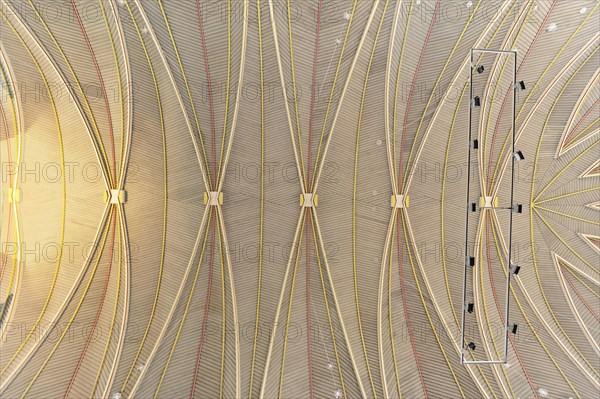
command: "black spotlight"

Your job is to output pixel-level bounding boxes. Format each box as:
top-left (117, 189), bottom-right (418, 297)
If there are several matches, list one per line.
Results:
top-left (469, 256), bottom-right (475, 267)
top-left (518, 81), bottom-right (526, 91)
top-left (471, 139), bottom-right (479, 149)
top-left (509, 323), bottom-right (518, 334)
top-left (512, 204), bottom-right (523, 214)
top-left (513, 150), bottom-right (525, 161)
top-left (476, 65), bottom-right (485, 74)
top-left (472, 96), bottom-right (481, 107)
top-left (510, 265), bottom-right (521, 275)
top-left (467, 342), bottom-right (476, 351)
top-left (467, 303), bottom-right (474, 313)
top-left (470, 202), bottom-right (477, 212)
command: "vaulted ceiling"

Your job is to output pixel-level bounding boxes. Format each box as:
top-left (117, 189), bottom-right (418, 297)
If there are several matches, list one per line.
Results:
top-left (0, 1), bottom-right (598, 398)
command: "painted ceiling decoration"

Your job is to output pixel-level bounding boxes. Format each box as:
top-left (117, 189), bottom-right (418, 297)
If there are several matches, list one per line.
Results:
top-left (0, 1), bottom-right (598, 398)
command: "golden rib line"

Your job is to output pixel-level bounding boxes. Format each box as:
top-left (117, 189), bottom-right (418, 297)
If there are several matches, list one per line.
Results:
top-left (311, 210), bottom-right (351, 395)
top-left (552, 254), bottom-right (600, 353)
top-left (127, 207), bottom-right (212, 397)
top-left (489, 215), bottom-right (582, 397)
top-left (127, 0), bottom-right (247, 396)
top-left (387, 0), bottom-right (414, 193)
top-left (477, 7), bottom-right (596, 396)
top-left (308, 0), bottom-right (359, 193)
top-left (248, 0), bottom-right (266, 396)
top-left (26, 0), bottom-right (114, 188)
top-left (402, 211), bottom-right (467, 398)
top-left (93, 213), bottom-right (124, 396)
top-left (260, 2), bottom-right (363, 397)
top-left (383, 0), bottom-right (480, 394)
top-left (152, 209), bottom-right (213, 397)
top-left (440, 3), bottom-right (534, 396)
top-left (557, 262), bottom-right (600, 296)
top-left (0, 42), bottom-right (23, 345)
top-left (536, 206), bottom-right (600, 226)
top-left (384, 2), bottom-right (520, 398)
top-left (479, 1), bottom-right (536, 193)
top-left (125, 5), bottom-right (222, 389)
top-left (490, 33), bottom-right (600, 199)
top-left (0, 0), bottom-right (113, 186)
top-left (260, 1), bottom-right (382, 397)
top-left (387, 215), bottom-right (402, 398)
top-left (557, 70), bottom-right (600, 157)
top-left (118, 0), bottom-right (168, 393)
top-left (154, 0), bottom-right (213, 189)
top-left (0, 10), bottom-right (110, 376)
top-left (18, 206), bottom-right (114, 398)
top-left (352, 1), bottom-right (390, 398)
top-left (403, 0), bottom-right (515, 194)
top-left (98, 1), bottom-right (132, 394)
top-left (567, 117), bottom-right (600, 154)
top-left (0, 15), bottom-right (95, 391)
top-left (265, 0), bottom-right (305, 194)
top-left (132, 0), bottom-right (210, 193)
top-left (401, 0), bottom-right (484, 193)
top-left (382, 1), bottom-right (408, 395)
top-left (492, 203), bottom-right (600, 387)
top-left (283, 0), bottom-right (307, 188)
top-left (473, 213), bottom-right (513, 398)
top-left (530, 46), bottom-right (599, 204)
top-left (488, 8), bottom-right (600, 197)
top-left (522, 38), bottom-right (600, 384)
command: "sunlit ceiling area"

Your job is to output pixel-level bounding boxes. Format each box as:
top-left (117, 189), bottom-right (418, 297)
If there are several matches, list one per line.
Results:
top-left (0, 0), bottom-right (599, 398)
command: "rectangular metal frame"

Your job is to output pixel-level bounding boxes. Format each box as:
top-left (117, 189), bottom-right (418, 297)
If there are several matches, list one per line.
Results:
top-left (461, 48), bottom-right (517, 365)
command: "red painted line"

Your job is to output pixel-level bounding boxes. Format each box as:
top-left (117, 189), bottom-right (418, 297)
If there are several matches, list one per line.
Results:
top-left (399, 0), bottom-right (440, 194)
top-left (190, 1), bottom-right (219, 394)
top-left (69, 0), bottom-right (117, 185)
top-left (562, 268), bottom-right (600, 322)
top-left (63, 211), bottom-right (117, 398)
top-left (395, 3), bottom-right (441, 396)
top-left (195, 0), bottom-right (217, 189)
top-left (564, 99), bottom-right (600, 146)
top-left (485, 216), bottom-right (539, 398)
top-left (486, 1), bottom-right (558, 193)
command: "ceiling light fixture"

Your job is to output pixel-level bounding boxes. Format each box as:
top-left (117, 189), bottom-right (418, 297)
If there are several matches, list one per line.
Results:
top-left (580, 7), bottom-right (588, 14)
top-left (513, 150), bottom-right (525, 161)
top-left (466, 1), bottom-right (473, 8)
top-left (546, 22), bottom-right (558, 31)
